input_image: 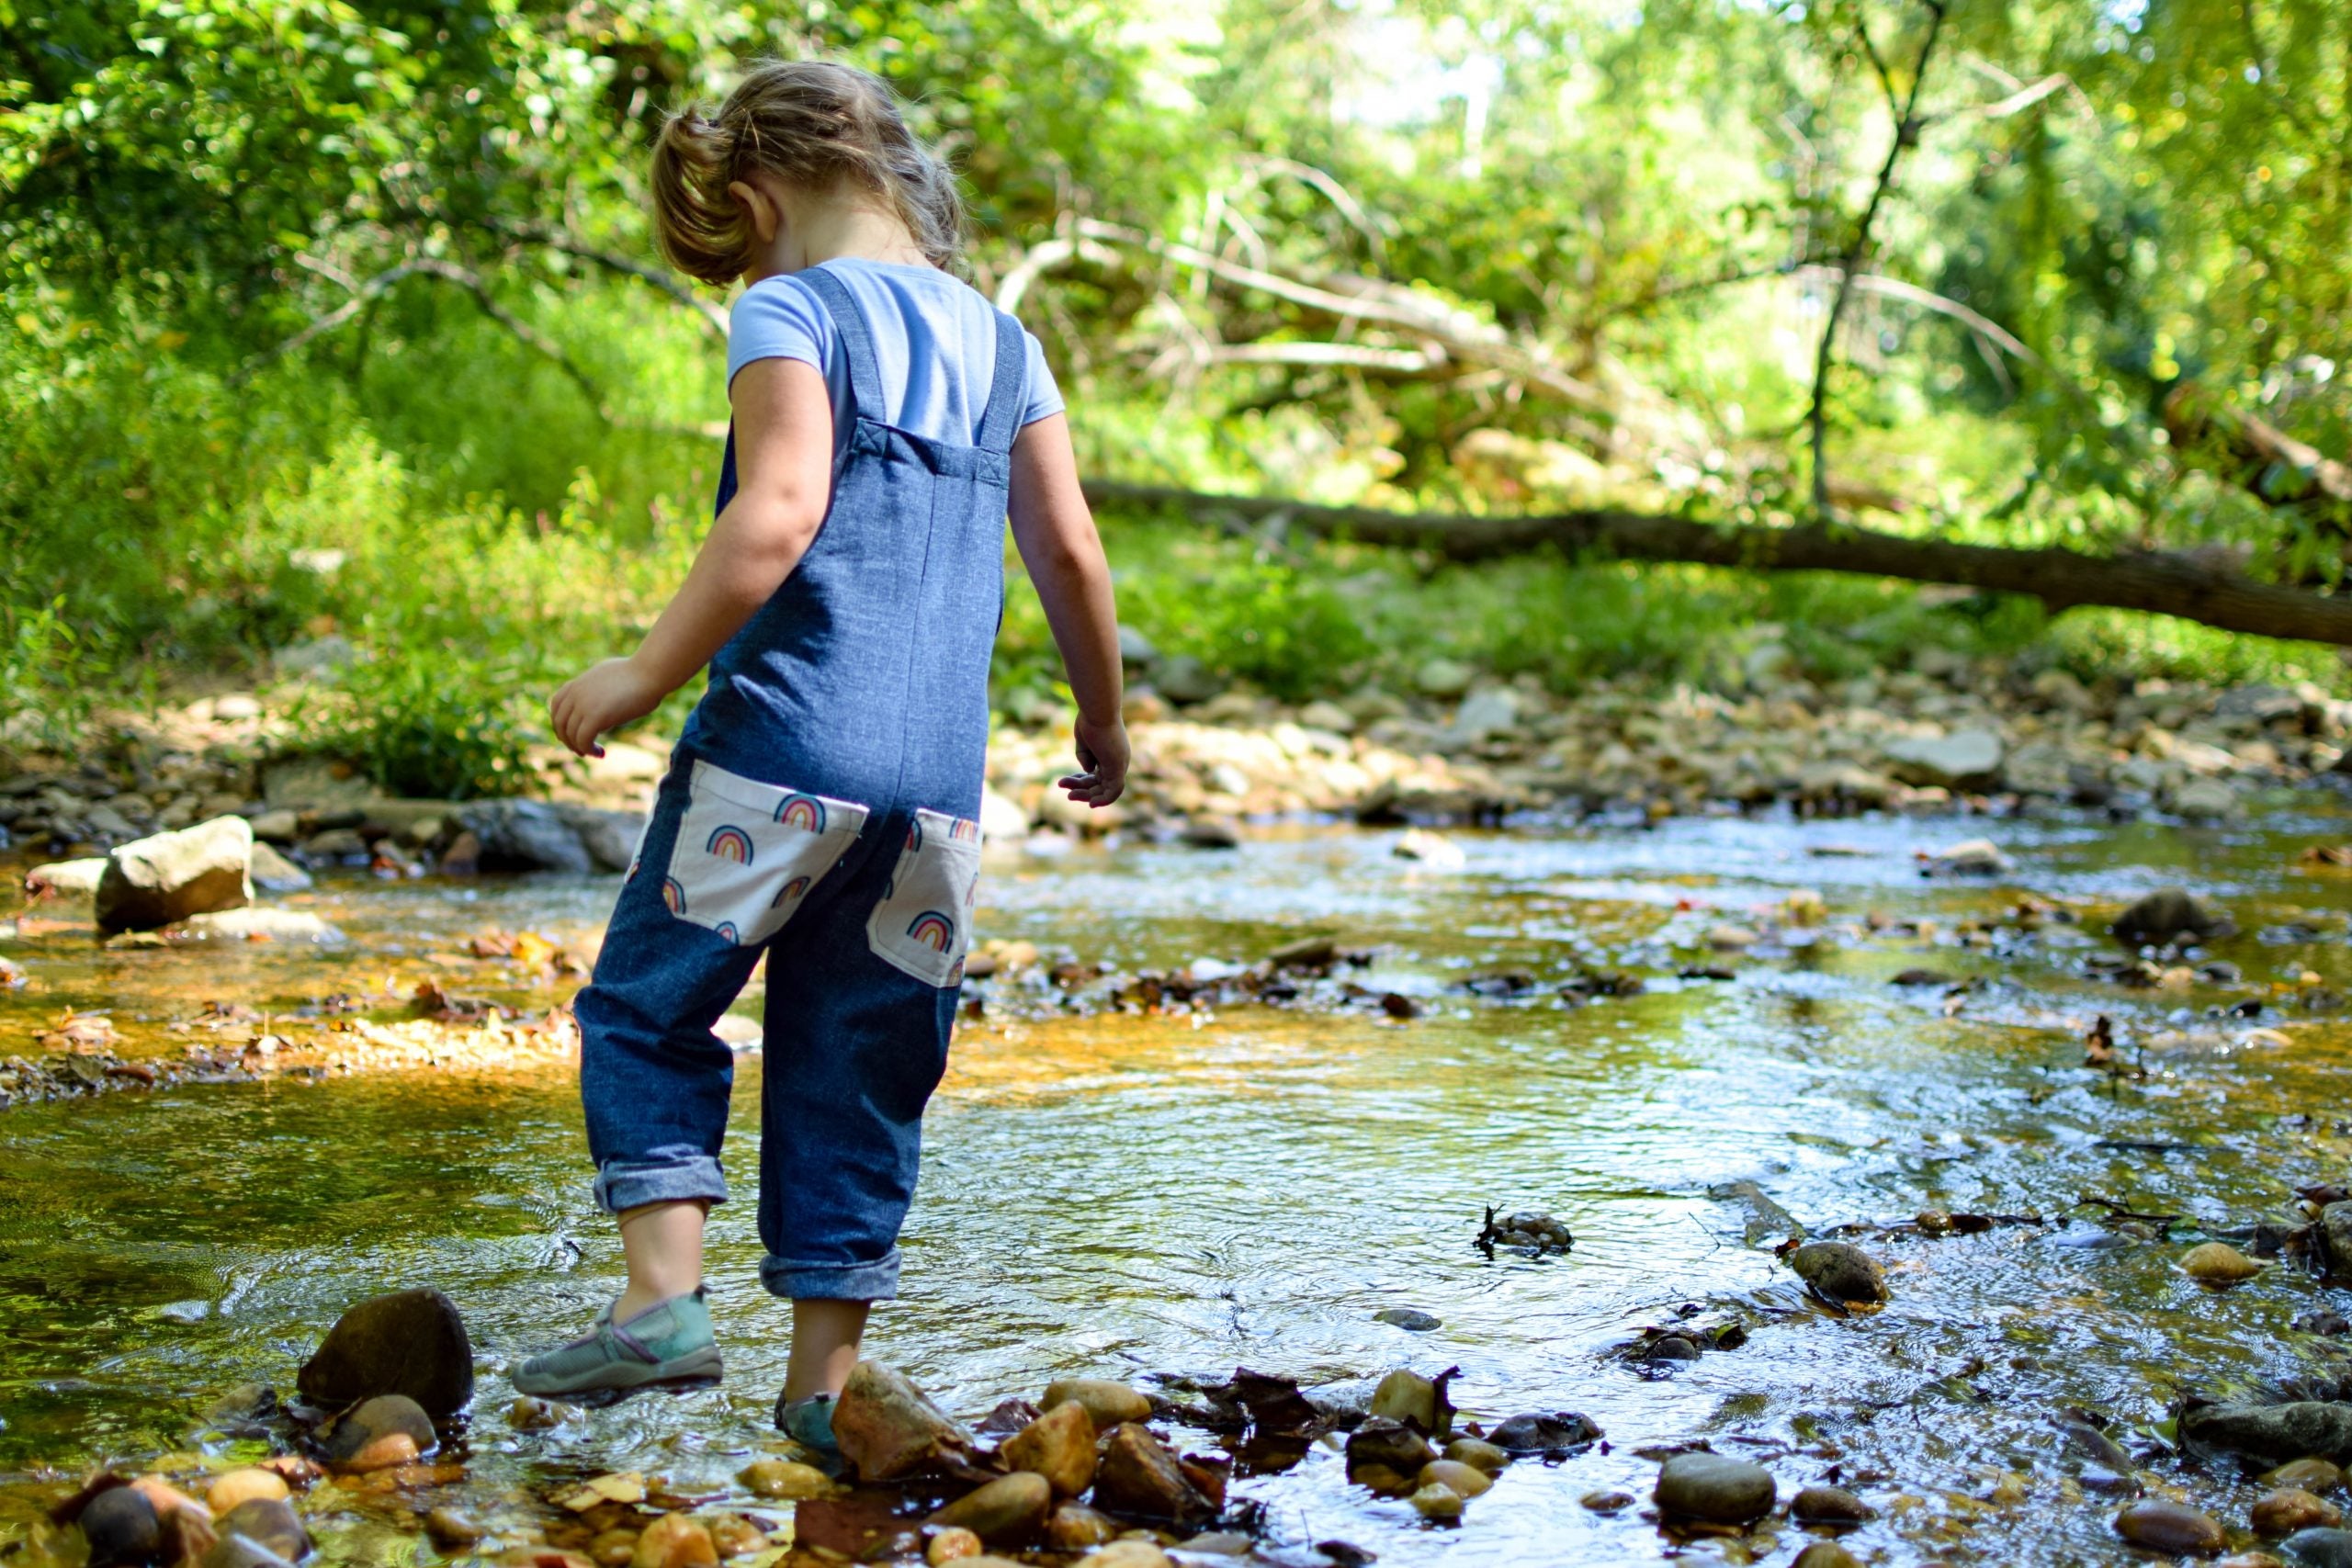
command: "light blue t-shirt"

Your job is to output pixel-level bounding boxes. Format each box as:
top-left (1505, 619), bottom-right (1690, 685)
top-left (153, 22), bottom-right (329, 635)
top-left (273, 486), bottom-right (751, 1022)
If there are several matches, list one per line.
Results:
top-left (727, 257), bottom-right (1063, 456)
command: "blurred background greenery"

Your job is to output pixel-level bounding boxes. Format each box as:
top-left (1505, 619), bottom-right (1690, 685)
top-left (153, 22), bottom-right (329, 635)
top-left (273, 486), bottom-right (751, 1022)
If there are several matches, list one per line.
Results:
top-left (5, 0), bottom-right (2348, 794)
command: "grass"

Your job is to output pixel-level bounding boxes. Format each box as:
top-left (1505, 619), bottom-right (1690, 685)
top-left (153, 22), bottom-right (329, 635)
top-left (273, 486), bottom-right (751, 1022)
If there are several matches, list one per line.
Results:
top-left (6, 289), bottom-right (2345, 798)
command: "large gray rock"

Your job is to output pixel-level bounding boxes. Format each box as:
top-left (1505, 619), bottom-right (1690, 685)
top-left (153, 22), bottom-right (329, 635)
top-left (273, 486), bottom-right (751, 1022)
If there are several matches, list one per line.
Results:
top-left (451, 800), bottom-right (592, 874)
top-left (2179, 1401), bottom-right (2352, 1466)
top-left (2284, 1529), bottom-right (2352, 1568)
top-left (1881, 728), bottom-right (2006, 788)
top-left (96, 817), bottom-right (254, 933)
top-left (553, 804), bottom-right (646, 873)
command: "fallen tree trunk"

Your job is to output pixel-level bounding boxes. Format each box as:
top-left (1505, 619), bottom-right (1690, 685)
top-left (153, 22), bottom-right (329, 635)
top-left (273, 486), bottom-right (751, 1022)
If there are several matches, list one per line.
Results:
top-left (2162, 381), bottom-right (2352, 512)
top-left (1080, 479), bottom-right (2352, 646)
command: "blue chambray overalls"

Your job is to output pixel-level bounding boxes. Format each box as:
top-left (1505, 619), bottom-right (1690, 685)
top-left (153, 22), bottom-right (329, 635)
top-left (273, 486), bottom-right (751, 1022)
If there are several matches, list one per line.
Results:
top-left (574, 267), bottom-right (1024, 1302)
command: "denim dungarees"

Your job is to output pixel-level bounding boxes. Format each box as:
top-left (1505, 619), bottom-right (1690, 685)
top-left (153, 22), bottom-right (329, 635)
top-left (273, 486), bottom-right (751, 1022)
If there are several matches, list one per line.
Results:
top-left (574, 267), bottom-right (1025, 1301)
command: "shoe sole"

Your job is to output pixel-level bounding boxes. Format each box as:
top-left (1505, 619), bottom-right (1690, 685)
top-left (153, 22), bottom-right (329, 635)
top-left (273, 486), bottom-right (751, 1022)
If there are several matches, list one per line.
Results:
top-left (514, 1346), bottom-right (724, 1404)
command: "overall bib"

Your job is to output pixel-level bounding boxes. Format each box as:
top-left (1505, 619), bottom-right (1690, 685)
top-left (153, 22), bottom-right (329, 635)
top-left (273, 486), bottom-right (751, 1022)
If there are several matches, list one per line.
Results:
top-left (574, 267), bottom-right (1023, 1301)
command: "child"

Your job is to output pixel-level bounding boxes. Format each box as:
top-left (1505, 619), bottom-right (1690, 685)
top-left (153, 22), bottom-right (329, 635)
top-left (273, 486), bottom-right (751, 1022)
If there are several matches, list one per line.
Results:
top-left (516, 60), bottom-right (1127, 1453)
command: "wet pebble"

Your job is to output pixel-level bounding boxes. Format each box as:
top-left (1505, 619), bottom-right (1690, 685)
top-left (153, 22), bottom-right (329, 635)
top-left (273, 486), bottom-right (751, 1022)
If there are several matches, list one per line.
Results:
top-left (834, 1361), bottom-right (975, 1482)
top-left (425, 1507), bottom-right (487, 1550)
top-left (1002, 1400), bottom-right (1096, 1497)
top-left (1038, 1377), bottom-right (1153, 1433)
top-left (80, 1485), bottom-right (163, 1568)
top-left (2062, 1418), bottom-right (2134, 1470)
top-left (738, 1458), bottom-right (833, 1500)
top-left (2182, 1241), bottom-right (2264, 1284)
top-left (1791, 1484), bottom-right (1873, 1526)
top-left (1580, 1491), bottom-right (1634, 1513)
top-left (1346, 1416), bottom-right (1438, 1477)
top-left (1419, 1461), bottom-right (1492, 1499)
top-left (925, 1527), bottom-right (983, 1563)
top-left (509, 1394), bottom-right (565, 1429)
top-left (928, 1472), bottom-right (1051, 1545)
top-left (1374, 1307), bottom-right (1442, 1331)
top-left (1792, 1545), bottom-right (1864, 1568)
top-left (218, 1498), bottom-right (308, 1562)
top-left (1655, 1452), bottom-right (1777, 1524)
top-left (1487, 1411), bottom-right (1602, 1454)
top-left (1042, 1503), bottom-right (1119, 1549)
top-left (1444, 1438), bottom-right (1509, 1475)
top-left (1092, 1423), bottom-right (1213, 1526)
top-left (1408, 1482), bottom-right (1464, 1521)
top-left (2282, 1529), bottom-right (2352, 1568)
top-left (2269, 1461), bottom-right (2348, 1496)
top-left (2080, 1465), bottom-right (2143, 1496)
top-left (2257, 1491), bottom-right (2346, 1537)
top-left (207, 1469), bottom-right (289, 1515)
top-left (1368, 1370), bottom-right (1446, 1432)
top-left (628, 1515), bottom-right (716, 1568)
top-left (1787, 1241), bottom-right (1890, 1304)
top-left (203, 1536), bottom-right (296, 1568)
top-left (1084, 1544), bottom-right (1172, 1568)
top-left (2117, 1499), bottom-right (2227, 1555)
top-left (322, 1393), bottom-right (435, 1471)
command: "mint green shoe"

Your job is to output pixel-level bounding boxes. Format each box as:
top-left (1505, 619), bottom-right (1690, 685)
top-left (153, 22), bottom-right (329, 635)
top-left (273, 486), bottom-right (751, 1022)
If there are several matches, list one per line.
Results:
top-left (775, 1391), bottom-right (841, 1461)
top-left (513, 1290), bottom-right (721, 1403)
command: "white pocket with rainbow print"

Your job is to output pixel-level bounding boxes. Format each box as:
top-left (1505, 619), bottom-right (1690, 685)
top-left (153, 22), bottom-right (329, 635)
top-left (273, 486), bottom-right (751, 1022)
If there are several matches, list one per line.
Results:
top-left (664, 761), bottom-right (868, 947)
top-left (865, 807), bottom-right (982, 987)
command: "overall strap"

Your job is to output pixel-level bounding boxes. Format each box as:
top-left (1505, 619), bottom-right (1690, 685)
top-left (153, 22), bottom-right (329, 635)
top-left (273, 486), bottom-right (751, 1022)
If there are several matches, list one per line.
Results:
top-left (974, 309), bottom-right (1029, 456)
top-left (797, 265), bottom-right (886, 423)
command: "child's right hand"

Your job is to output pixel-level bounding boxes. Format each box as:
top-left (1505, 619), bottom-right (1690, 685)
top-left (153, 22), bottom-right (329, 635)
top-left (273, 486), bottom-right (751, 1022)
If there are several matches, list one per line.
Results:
top-left (1059, 712), bottom-right (1129, 807)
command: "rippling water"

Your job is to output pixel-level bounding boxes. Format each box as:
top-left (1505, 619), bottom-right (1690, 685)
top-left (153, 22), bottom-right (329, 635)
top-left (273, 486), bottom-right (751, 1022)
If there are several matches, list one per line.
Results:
top-left (5, 806), bottom-right (2352, 1564)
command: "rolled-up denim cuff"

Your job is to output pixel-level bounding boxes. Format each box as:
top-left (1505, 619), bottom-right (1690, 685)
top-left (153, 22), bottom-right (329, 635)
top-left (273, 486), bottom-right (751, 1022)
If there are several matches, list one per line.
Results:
top-left (761, 1247), bottom-right (899, 1301)
top-left (594, 1155), bottom-right (729, 1215)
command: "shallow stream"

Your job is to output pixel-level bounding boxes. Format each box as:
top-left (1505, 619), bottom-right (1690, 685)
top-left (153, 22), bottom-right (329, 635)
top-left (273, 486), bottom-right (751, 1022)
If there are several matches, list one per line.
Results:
top-left (5, 806), bottom-right (2352, 1564)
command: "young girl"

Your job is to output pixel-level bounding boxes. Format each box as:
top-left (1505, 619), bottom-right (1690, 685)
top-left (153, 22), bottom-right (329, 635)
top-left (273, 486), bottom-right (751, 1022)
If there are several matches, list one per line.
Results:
top-left (515, 60), bottom-right (1127, 1451)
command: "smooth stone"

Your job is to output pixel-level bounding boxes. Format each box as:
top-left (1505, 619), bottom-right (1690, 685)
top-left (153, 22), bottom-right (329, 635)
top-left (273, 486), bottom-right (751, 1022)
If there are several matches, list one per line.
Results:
top-left (1792, 1545), bottom-right (1864, 1568)
top-left (1882, 728), bottom-right (2006, 788)
top-left (1344, 1416), bottom-right (1436, 1477)
top-left (1923, 837), bottom-right (2013, 876)
top-left (425, 1507), bottom-right (488, 1549)
top-left (176, 908), bottom-right (341, 942)
top-left (1487, 1411), bottom-right (1602, 1454)
top-left (2117, 1499), bottom-right (2227, 1555)
top-left (1091, 1423), bottom-right (1213, 1527)
top-left (1414, 657), bottom-right (1476, 698)
top-left (1655, 1452), bottom-right (1777, 1524)
top-left (1444, 1438), bottom-right (1510, 1475)
top-left (1081, 1542), bottom-right (1172, 1568)
top-left (2063, 1419), bottom-right (2135, 1470)
top-left (833, 1360), bottom-right (974, 1482)
top-left (1408, 1482), bottom-right (1464, 1521)
top-left (1041, 1502), bottom-right (1120, 1549)
top-left (206, 1470), bottom-right (289, 1515)
top-left (1001, 1400), bottom-right (1096, 1497)
top-left (80, 1485), bottom-right (164, 1567)
top-left (217, 1498), bottom-right (309, 1562)
top-left (449, 800), bottom-right (593, 874)
top-left (2261, 1492), bottom-right (2346, 1537)
top-left (246, 841), bottom-right (313, 892)
top-left (1349, 1462), bottom-right (1414, 1496)
top-left (202, 1537), bottom-right (296, 1568)
top-left (1374, 1307), bottom-right (1442, 1331)
top-left (2219, 1555), bottom-right (2290, 1568)
top-left (2269, 1461), bottom-right (2348, 1495)
top-left (1174, 1531), bottom-right (1254, 1556)
top-left (1788, 1241), bottom-right (1890, 1303)
top-left (2114, 887), bottom-right (2234, 948)
top-left (96, 816), bottom-right (254, 932)
top-left (925, 1528), bottom-right (983, 1564)
top-left (700, 1515), bottom-right (763, 1559)
top-left (629, 1515), bottom-right (717, 1568)
top-left (1367, 1370), bottom-right (1443, 1433)
top-left (322, 1393), bottom-right (435, 1470)
top-left (1419, 1460), bottom-right (1492, 1499)
top-left (1791, 1484), bottom-right (1873, 1525)
top-left (298, 1288), bottom-right (474, 1418)
top-left (927, 1472), bottom-right (1051, 1546)
top-left (1155, 654), bottom-right (1224, 705)
top-left (737, 1458), bottom-right (833, 1499)
top-left (2183, 1403), bottom-right (2352, 1467)
top-left (1579, 1491), bottom-right (1634, 1513)
top-left (1038, 1377), bottom-right (1153, 1434)
top-left (2182, 1241), bottom-right (2264, 1283)
top-left (2282, 1529), bottom-right (2352, 1568)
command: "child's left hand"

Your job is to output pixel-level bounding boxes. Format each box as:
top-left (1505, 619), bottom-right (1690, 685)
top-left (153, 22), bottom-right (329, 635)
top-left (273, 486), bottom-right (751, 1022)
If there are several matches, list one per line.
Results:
top-left (550, 657), bottom-right (667, 759)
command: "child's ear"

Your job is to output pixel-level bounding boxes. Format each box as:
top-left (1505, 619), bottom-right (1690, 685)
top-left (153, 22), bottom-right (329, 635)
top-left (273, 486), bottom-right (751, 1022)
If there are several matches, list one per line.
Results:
top-left (729, 179), bottom-right (780, 244)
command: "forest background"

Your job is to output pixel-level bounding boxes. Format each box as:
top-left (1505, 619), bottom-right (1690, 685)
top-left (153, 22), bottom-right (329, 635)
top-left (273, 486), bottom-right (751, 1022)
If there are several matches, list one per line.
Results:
top-left (5, 0), bottom-right (2350, 797)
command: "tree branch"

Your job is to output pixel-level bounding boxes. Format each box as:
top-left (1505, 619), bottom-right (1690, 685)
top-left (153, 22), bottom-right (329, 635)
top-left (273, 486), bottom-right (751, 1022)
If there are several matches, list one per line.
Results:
top-left (1080, 479), bottom-right (2352, 646)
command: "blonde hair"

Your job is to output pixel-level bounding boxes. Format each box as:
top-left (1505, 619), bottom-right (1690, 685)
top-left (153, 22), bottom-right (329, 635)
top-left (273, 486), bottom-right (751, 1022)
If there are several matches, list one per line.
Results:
top-left (650, 60), bottom-right (965, 283)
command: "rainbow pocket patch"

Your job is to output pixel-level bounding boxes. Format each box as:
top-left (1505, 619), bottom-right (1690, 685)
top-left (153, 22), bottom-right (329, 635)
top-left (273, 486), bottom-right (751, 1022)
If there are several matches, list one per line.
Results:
top-left (865, 806), bottom-right (982, 987)
top-left (665, 761), bottom-right (869, 947)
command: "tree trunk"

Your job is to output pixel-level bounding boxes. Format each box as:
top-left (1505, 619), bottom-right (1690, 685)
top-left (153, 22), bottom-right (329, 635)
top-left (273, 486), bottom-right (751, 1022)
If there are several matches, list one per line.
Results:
top-left (1080, 479), bottom-right (2352, 646)
top-left (2161, 381), bottom-right (2352, 511)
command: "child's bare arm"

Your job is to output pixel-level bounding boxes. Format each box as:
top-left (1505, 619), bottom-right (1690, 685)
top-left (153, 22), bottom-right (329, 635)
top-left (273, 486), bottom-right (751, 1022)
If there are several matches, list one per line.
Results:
top-left (551, 359), bottom-right (833, 757)
top-left (1007, 413), bottom-right (1127, 806)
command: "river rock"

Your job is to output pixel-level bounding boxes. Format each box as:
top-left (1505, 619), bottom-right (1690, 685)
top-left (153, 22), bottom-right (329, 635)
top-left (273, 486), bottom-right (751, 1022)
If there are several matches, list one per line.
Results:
top-left (1092, 1423), bottom-right (1212, 1526)
top-left (1792, 1546), bottom-right (1862, 1568)
top-left (558, 805), bottom-right (647, 873)
top-left (1788, 1240), bottom-right (1890, 1303)
top-left (2183, 1242), bottom-right (2264, 1283)
top-left (2270, 1461), bottom-right (2348, 1495)
top-left (1368, 1369), bottom-right (1449, 1433)
top-left (1883, 728), bottom-right (2005, 788)
top-left (177, 908), bottom-right (342, 942)
top-left (834, 1360), bottom-right (975, 1481)
top-left (2282, 1529), bottom-right (2352, 1568)
top-left (451, 800), bottom-right (593, 874)
top-left (2063, 1419), bottom-right (2135, 1470)
top-left (1654, 1452), bottom-right (1776, 1524)
top-left (1791, 1484), bottom-right (1873, 1525)
top-left (928, 1472), bottom-right (1050, 1545)
top-left (1374, 1306), bottom-right (1441, 1330)
top-left (1346, 1416), bottom-right (1437, 1476)
top-left (2323, 1203), bottom-right (2352, 1282)
top-left (425, 1508), bottom-right (487, 1550)
top-left (2118, 1499), bottom-right (2228, 1555)
top-left (2114, 887), bottom-right (2235, 949)
top-left (1083, 1543), bottom-right (1173, 1568)
top-left (1001, 1400), bottom-right (1096, 1496)
top-left (1408, 1482), bottom-right (1464, 1521)
top-left (28, 856), bottom-right (107, 898)
top-left (1487, 1411), bottom-right (1603, 1454)
top-left (924, 1526), bottom-right (982, 1564)
top-left (1041, 1502), bottom-right (1119, 1549)
top-left (297, 1287), bottom-right (474, 1417)
top-left (738, 1458), bottom-right (834, 1499)
top-left (1419, 1460), bottom-right (1492, 1499)
top-left (206, 1470), bottom-right (288, 1515)
top-left (1415, 658), bottom-right (1476, 698)
top-left (1393, 827), bottom-right (1466, 867)
top-left (1446, 1438), bottom-right (1510, 1474)
top-left (1155, 655), bottom-right (1224, 705)
top-left (629, 1514), bottom-right (716, 1568)
top-left (2259, 1491), bottom-right (2346, 1537)
top-left (96, 817), bottom-right (254, 932)
top-left (1922, 837), bottom-right (2013, 876)
top-left (202, 1537), bottom-right (296, 1568)
top-left (322, 1393), bottom-right (435, 1470)
top-left (1442, 688), bottom-right (1518, 749)
top-left (1038, 1377), bottom-right (1152, 1433)
top-left (2183, 1402), bottom-right (2352, 1466)
top-left (247, 841), bottom-right (312, 892)
top-left (217, 1498), bottom-right (309, 1562)
top-left (81, 1485), bottom-right (164, 1567)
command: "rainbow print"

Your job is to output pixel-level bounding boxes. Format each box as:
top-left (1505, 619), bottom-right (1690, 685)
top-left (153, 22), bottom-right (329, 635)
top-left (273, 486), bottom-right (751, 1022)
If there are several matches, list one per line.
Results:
top-left (775, 794), bottom-right (826, 832)
top-left (706, 824), bottom-right (756, 864)
top-left (905, 910), bottom-right (956, 951)
top-left (661, 876), bottom-right (686, 915)
top-left (714, 920), bottom-right (741, 945)
top-left (771, 874), bottom-right (812, 906)
top-left (948, 817), bottom-right (979, 842)
top-left (904, 818), bottom-right (924, 852)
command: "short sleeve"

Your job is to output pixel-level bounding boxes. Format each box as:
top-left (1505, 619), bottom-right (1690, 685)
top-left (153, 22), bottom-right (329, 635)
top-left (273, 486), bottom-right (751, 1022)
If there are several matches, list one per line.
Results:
top-left (728, 277), bottom-right (835, 389)
top-left (1021, 331), bottom-right (1065, 426)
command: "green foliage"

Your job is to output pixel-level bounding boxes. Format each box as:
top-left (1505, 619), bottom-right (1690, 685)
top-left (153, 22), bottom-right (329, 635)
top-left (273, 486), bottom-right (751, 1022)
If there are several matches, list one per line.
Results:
top-left (297, 652), bottom-right (537, 801)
